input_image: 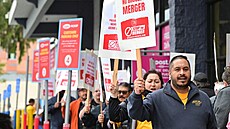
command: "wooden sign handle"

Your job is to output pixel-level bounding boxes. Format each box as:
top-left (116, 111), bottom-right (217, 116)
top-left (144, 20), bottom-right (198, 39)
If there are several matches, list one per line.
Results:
top-left (136, 49), bottom-right (142, 78)
top-left (57, 92), bottom-right (60, 103)
top-left (100, 102), bottom-right (103, 127)
top-left (112, 59), bottom-right (119, 129)
top-left (112, 59), bottom-right (119, 84)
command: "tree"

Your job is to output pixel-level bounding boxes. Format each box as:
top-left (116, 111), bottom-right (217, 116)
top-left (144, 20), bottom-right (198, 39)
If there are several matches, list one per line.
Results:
top-left (0, 63), bottom-right (5, 75)
top-left (0, 0), bottom-right (34, 63)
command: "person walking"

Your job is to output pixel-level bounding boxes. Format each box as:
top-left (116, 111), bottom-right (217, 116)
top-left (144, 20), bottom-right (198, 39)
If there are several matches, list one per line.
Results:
top-left (128, 55), bottom-right (217, 129)
top-left (109, 69), bottom-right (164, 129)
top-left (193, 72), bottom-right (215, 97)
top-left (213, 66), bottom-right (230, 129)
top-left (48, 90), bottom-right (75, 129)
top-left (61, 88), bottom-right (87, 129)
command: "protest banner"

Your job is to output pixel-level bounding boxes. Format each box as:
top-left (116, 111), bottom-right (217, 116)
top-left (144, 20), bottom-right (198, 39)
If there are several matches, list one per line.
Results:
top-left (42, 80), bottom-right (54, 97)
top-left (55, 70), bottom-right (78, 93)
top-left (99, 0), bottom-right (136, 60)
top-left (116, 0), bottom-right (156, 50)
top-left (57, 18), bottom-right (83, 70)
top-left (83, 50), bottom-right (98, 92)
top-left (96, 57), bottom-right (104, 102)
top-left (38, 38), bottom-right (50, 79)
top-left (78, 51), bottom-right (100, 89)
top-left (78, 51), bottom-right (86, 88)
top-left (50, 47), bottom-right (56, 69)
top-left (101, 58), bottom-right (112, 100)
top-left (111, 69), bottom-right (130, 83)
top-left (116, 0), bottom-right (156, 81)
top-left (32, 50), bottom-right (40, 82)
top-left (57, 18), bottom-right (83, 128)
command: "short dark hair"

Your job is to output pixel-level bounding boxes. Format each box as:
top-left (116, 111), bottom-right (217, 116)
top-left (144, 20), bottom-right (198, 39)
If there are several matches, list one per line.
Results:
top-left (118, 82), bottom-right (132, 92)
top-left (77, 88), bottom-right (87, 92)
top-left (29, 98), bottom-right (35, 104)
top-left (222, 66), bottom-right (230, 85)
top-left (169, 55), bottom-right (190, 69)
top-left (143, 69), bottom-right (164, 86)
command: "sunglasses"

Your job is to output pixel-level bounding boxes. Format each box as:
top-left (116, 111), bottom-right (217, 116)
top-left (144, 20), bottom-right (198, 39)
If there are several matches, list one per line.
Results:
top-left (118, 90), bottom-right (129, 95)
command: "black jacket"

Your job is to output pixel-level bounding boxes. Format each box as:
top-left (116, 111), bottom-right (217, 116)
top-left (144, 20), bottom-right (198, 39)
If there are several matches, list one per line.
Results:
top-left (214, 86), bottom-right (230, 129)
top-left (128, 81), bottom-right (217, 129)
top-left (48, 96), bottom-right (75, 129)
top-left (81, 103), bottom-right (108, 129)
top-left (109, 90), bottom-right (152, 129)
top-left (109, 98), bottom-right (132, 129)
top-left (198, 87), bottom-right (215, 97)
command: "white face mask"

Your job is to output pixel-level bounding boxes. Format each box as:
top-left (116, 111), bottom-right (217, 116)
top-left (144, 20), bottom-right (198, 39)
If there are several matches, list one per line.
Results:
top-left (214, 82), bottom-right (225, 95)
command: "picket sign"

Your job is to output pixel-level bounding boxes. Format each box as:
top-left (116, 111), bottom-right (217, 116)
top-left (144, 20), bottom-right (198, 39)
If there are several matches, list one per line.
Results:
top-left (83, 49), bottom-right (97, 106)
top-left (116, 0), bottom-right (156, 50)
top-left (98, 0), bottom-right (136, 60)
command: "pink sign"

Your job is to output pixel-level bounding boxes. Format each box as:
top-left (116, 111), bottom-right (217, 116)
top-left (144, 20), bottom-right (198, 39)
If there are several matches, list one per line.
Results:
top-left (162, 24), bottom-right (170, 56)
top-left (38, 39), bottom-right (50, 79)
top-left (57, 18), bottom-right (82, 69)
top-left (146, 29), bottom-right (159, 56)
top-left (132, 56), bottom-right (170, 83)
top-left (32, 50), bottom-right (39, 82)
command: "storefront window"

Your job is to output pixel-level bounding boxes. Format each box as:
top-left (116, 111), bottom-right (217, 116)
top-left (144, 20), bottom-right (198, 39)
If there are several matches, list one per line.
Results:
top-left (208, 0), bottom-right (230, 83)
top-left (152, 0), bottom-right (170, 55)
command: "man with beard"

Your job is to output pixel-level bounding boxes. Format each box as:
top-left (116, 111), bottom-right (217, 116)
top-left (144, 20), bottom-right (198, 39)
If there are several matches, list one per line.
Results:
top-left (79, 87), bottom-right (104, 129)
top-left (128, 55), bottom-right (217, 129)
top-left (61, 88), bottom-right (87, 129)
top-left (48, 90), bottom-right (75, 129)
top-left (109, 82), bottom-right (132, 129)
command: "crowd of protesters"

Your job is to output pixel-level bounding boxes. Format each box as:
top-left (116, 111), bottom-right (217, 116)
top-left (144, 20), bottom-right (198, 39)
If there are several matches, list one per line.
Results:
top-left (30, 55), bottom-right (230, 129)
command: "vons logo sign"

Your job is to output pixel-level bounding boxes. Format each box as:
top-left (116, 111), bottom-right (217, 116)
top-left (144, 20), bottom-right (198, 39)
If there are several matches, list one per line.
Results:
top-left (35, 52), bottom-right (39, 56)
top-left (121, 17), bottom-right (149, 40)
top-left (40, 43), bottom-right (48, 48)
top-left (63, 24), bottom-right (79, 29)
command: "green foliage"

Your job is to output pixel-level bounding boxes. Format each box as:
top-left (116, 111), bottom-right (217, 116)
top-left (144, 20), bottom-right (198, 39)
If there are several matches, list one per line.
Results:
top-left (0, 0), bottom-right (34, 63)
top-left (0, 63), bottom-right (5, 75)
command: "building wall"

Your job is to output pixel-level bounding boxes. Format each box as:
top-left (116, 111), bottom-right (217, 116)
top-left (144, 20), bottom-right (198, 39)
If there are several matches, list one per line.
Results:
top-left (0, 42), bottom-right (37, 74)
top-left (169, 0), bottom-right (208, 73)
top-left (0, 74), bottom-right (39, 117)
top-left (0, 42), bottom-right (39, 117)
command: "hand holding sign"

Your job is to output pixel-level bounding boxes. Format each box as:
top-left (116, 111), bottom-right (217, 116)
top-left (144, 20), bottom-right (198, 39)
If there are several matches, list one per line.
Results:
top-left (133, 78), bottom-right (145, 95)
top-left (109, 83), bottom-right (118, 98)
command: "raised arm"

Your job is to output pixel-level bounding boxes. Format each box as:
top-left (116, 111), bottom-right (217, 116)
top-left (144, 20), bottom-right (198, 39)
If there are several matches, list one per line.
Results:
top-left (127, 78), bottom-right (153, 121)
top-left (48, 97), bottom-right (60, 114)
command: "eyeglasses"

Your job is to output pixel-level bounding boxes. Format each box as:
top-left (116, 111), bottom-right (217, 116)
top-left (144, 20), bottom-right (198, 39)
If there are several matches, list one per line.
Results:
top-left (118, 90), bottom-right (129, 95)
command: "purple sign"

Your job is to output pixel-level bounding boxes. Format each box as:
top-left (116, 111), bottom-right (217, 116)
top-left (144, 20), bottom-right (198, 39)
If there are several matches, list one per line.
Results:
top-left (132, 55), bottom-right (170, 83)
